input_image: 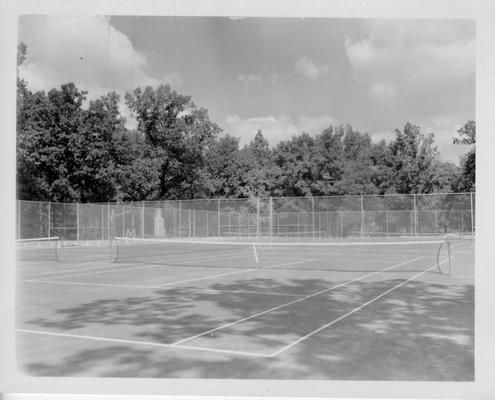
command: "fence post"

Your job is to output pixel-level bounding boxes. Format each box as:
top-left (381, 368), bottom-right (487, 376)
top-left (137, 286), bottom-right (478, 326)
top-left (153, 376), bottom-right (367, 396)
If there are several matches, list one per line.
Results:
top-left (206, 211), bottom-right (209, 237)
top-left (470, 192), bottom-right (474, 235)
top-left (141, 202), bottom-right (145, 238)
top-left (76, 202), bottom-right (80, 242)
top-left (107, 202), bottom-right (110, 240)
top-left (179, 200), bottom-right (182, 238)
top-left (435, 209), bottom-right (438, 233)
top-left (48, 202), bottom-right (51, 238)
top-left (360, 195), bottom-right (364, 238)
top-left (238, 212), bottom-right (241, 237)
top-left (312, 197), bottom-right (315, 240)
top-left (386, 210), bottom-right (389, 235)
top-left (297, 213), bottom-right (300, 238)
top-left (256, 197), bottom-right (260, 239)
top-left (269, 197), bottom-right (273, 241)
top-left (17, 200), bottom-right (21, 239)
top-left (121, 205), bottom-right (125, 237)
top-left (413, 194), bottom-right (417, 236)
top-left (193, 209), bottom-right (196, 238)
top-left (217, 199), bottom-right (221, 237)
top-left (188, 208), bottom-right (191, 237)
top-left (101, 205), bottom-right (104, 240)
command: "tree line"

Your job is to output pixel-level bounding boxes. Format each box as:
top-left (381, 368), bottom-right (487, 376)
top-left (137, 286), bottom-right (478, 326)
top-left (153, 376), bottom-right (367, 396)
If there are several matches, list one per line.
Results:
top-left (16, 44), bottom-right (475, 203)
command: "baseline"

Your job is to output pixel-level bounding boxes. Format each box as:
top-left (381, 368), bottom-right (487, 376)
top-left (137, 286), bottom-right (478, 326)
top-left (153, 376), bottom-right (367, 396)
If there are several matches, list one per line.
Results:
top-left (17, 328), bottom-right (271, 358)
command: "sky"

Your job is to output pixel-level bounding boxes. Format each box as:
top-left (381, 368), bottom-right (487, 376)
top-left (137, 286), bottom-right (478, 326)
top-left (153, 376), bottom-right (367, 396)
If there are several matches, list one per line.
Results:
top-left (17, 15), bottom-right (475, 164)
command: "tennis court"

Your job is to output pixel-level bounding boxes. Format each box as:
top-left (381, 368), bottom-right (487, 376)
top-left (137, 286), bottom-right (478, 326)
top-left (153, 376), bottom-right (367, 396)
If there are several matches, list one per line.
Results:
top-left (16, 235), bottom-right (474, 379)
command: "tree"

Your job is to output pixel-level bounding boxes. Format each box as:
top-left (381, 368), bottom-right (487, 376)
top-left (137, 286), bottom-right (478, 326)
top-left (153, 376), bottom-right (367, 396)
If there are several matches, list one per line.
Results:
top-left (273, 133), bottom-right (319, 196)
top-left (453, 120), bottom-right (475, 192)
top-left (237, 130), bottom-right (281, 197)
top-left (387, 123), bottom-right (440, 194)
top-left (17, 76), bottom-right (126, 202)
top-left (203, 135), bottom-right (243, 197)
top-left (17, 83), bottom-right (88, 201)
top-left (74, 92), bottom-right (126, 202)
top-left (336, 128), bottom-right (380, 195)
top-left (125, 85), bottom-right (222, 199)
top-left (311, 126), bottom-right (345, 195)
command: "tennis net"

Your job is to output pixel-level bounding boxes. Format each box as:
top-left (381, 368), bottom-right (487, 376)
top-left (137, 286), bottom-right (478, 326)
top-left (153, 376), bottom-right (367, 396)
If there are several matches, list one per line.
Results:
top-left (112, 237), bottom-right (454, 275)
top-left (16, 236), bottom-right (61, 262)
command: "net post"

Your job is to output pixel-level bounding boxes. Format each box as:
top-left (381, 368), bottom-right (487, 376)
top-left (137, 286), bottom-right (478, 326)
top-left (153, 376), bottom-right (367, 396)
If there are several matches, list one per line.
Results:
top-left (101, 204), bottom-right (104, 240)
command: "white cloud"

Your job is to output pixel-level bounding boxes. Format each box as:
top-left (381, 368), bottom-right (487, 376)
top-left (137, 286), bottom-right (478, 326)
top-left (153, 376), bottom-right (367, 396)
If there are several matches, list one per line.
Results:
top-left (237, 73), bottom-right (262, 89)
top-left (224, 114), bottom-right (336, 146)
top-left (295, 56), bottom-right (328, 82)
top-left (344, 21), bottom-right (475, 110)
top-left (18, 15), bottom-right (180, 99)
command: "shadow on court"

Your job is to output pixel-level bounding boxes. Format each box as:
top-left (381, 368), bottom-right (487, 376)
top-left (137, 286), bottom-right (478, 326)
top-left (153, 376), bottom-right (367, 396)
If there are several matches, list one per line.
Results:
top-left (18, 272), bottom-right (474, 380)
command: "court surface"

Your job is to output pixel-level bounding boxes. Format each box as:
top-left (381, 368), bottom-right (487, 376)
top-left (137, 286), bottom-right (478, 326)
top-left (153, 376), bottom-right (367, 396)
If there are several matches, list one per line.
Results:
top-left (16, 238), bottom-right (474, 380)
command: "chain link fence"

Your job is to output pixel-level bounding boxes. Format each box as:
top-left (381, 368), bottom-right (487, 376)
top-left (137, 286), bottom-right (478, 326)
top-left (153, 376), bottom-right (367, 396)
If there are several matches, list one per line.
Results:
top-left (16, 192), bottom-right (475, 242)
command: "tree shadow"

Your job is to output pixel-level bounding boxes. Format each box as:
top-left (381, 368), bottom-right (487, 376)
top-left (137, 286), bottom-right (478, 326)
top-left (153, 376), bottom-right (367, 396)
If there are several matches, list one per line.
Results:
top-left (19, 271), bottom-right (474, 380)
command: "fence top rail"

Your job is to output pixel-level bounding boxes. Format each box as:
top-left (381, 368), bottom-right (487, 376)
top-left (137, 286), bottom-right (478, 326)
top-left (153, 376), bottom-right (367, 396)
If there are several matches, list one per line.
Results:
top-left (17, 191), bottom-right (475, 206)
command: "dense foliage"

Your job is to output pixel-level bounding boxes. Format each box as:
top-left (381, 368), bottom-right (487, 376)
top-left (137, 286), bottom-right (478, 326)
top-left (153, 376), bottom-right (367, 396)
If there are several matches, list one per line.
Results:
top-left (16, 43), bottom-right (475, 203)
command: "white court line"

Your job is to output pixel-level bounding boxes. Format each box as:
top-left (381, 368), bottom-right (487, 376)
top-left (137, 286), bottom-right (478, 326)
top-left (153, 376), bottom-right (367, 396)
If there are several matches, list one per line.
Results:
top-left (192, 288), bottom-right (301, 297)
top-left (269, 258), bottom-right (449, 357)
top-left (23, 259), bottom-right (319, 293)
top-left (153, 259), bottom-right (319, 287)
top-left (156, 269), bottom-right (256, 287)
top-left (171, 256), bottom-right (424, 346)
top-left (16, 328), bottom-right (271, 358)
top-left (22, 248), bottom-right (246, 280)
top-left (23, 247), bottom-right (250, 278)
top-left (22, 280), bottom-right (162, 289)
top-left (25, 268), bottom-right (255, 289)
top-left (23, 264), bottom-right (119, 278)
